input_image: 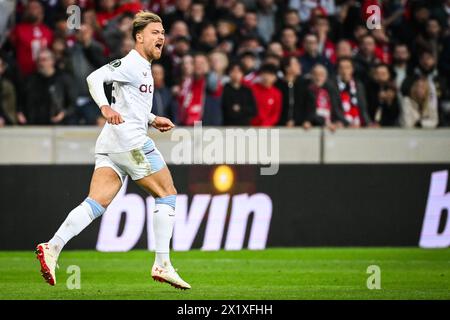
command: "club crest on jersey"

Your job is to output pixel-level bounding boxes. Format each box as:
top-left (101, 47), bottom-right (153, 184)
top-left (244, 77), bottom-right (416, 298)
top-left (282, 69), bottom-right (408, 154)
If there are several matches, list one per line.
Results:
top-left (109, 59), bottom-right (121, 68)
top-left (139, 84), bottom-right (152, 93)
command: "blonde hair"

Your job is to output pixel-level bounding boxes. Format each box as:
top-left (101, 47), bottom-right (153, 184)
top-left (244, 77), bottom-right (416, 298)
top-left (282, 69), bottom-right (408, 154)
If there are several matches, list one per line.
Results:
top-left (410, 77), bottom-right (431, 116)
top-left (132, 11), bottom-right (162, 40)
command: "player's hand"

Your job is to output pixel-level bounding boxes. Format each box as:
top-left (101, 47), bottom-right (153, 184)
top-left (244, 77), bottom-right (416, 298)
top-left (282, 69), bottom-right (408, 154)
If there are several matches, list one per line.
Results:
top-left (101, 105), bottom-right (124, 125)
top-left (151, 116), bottom-right (175, 132)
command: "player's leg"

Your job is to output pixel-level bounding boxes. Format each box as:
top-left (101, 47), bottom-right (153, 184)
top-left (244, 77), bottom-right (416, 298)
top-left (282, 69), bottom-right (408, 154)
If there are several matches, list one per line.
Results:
top-left (136, 166), bottom-right (176, 266)
top-left (135, 166), bottom-right (190, 289)
top-left (36, 166), bottom-right (123, 285)
top-left (49, 167), bottom-right (122, 253)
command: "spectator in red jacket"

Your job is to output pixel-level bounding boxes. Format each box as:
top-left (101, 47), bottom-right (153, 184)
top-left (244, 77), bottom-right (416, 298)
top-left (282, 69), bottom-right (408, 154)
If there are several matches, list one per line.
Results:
top-left (10, 0), bottom-right (53, 76)
top-left (250, 64), bottom-right (282, 127)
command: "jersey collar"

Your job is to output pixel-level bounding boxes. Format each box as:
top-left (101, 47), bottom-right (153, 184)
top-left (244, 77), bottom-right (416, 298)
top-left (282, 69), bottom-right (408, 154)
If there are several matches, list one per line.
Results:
top-left (130, 49), bottom-right (152, 69)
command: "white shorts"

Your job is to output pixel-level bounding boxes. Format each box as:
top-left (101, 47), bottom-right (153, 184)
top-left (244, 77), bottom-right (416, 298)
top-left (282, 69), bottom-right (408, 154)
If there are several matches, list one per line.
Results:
top-left (94, 138), bottom-right (166, 183)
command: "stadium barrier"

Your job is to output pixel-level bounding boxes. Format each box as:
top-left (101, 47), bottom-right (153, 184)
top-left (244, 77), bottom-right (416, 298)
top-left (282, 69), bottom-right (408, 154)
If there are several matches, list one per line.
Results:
top-left (1, 127), bottom-right (450, 164)
top-left (0, 127), bottom-right (449, 250)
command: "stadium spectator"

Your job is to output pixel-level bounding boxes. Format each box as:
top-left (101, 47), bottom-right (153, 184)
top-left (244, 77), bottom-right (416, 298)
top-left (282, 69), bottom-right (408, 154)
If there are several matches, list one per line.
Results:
top-left (187, 1), bottom-right (206, 39)
top-left (177, 53), bottom-right (222, 126)
top-left (0, 0), bottom-right (448, 129)
top-left (334, 39), bottom-right (354, 63)
top-left (276, 56), bottom-right (304, 127)
top-left (163, 0), bottom-right (192, 30)
top-left (239, 51), bottom-right (259, 85)
top-left (0, 55), bottom-right (17, 126)
top-left (392, 43), bottom-right (411, 96)
top-left (288, 0), bottom-right (336, 22)
top-left (415, 18), bottom-right (444, 60)
top-left (353, 34), bottom-right (381, 84)
top-left (402, 50), bottom-right (449, 125)
top-left (332, 58), bottom-right (371, 128)
top-left (303, 64), bottom-right (346, 131)
top-left (102, 11), bottom-right (135, 60)
top-left (299, 34), bottom-right (332, 75)
top-left (256, 0), bottom-right (277, 44)
top-left (96, 0), bottom-right (118, 28)
top-left (221, 63), bottom-right (257, 126)
top-left (267, 41), bottom-right (284, 59)
top-left (10, 0), bottom-right (53, 77)
top-left (17, 49), bottom-right (75, 125)
top-left (310, 16), bottom-right (335, 63)
top-left (240, 10), bottom-right (261, 41)
top-left (194, 24), bottom-right (218, 53)
top-left (160, 35), bottom-right (191, 86)
top-left (152, 63), bottom-right (177, 123)
top-left (280, 27), bottom-right (301, 57)
top-left (400, 77), bottom-right (439, 129)
top-left (69, 23), bottom-right (107, 125)
top-left (366, 63), bottom-right (398, 126)
top-left (250, 64), bottom-right (282, 127)
top-left (282, 8), bottom-right (303, 38)
top-left (216, 17), bottom-right (238, 54)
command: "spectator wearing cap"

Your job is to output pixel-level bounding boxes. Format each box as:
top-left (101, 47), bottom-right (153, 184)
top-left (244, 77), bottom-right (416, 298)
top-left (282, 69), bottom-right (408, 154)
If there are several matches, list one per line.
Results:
top-left (276, 56), bottom-right (305, 127)
top-left (221, 63), bottom-right (257, 126)
top-left (9, 0), bottom-right (53, 77)
top-left (299, 34), bottom-right (332, 75)
top-left (250, 64), bottom-right (282, 127)
top-left (303, 64), bottom-right (347, 131)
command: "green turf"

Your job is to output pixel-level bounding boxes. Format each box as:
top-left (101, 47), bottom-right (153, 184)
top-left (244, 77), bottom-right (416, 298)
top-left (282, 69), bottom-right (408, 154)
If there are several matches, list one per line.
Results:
top-left (0, 248), bottom-right (449, 300)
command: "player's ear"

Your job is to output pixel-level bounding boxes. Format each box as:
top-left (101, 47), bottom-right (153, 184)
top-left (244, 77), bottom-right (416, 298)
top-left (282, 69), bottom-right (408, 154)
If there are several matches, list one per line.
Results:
top-left (136, 32), bottom-right (144, 44)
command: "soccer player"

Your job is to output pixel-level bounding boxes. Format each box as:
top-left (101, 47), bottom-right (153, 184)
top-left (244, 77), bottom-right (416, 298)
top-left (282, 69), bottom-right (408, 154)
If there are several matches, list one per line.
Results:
top-left (35, 11), bottom-right (191, 290)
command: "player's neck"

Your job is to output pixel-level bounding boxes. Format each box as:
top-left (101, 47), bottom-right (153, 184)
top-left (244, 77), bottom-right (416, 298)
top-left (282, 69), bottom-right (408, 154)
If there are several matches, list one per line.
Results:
top-left (134, 46), bottom-right (153, 64)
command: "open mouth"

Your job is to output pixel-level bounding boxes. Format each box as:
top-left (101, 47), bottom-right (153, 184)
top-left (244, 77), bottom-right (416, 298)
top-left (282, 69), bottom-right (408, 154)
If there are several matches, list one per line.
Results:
top-left (155, 43), bottom-right (163, 50)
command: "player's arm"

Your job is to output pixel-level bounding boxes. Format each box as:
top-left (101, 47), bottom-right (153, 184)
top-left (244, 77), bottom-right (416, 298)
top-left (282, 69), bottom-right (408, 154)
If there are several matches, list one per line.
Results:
top-left (86, 61), bottom-right (129, 125)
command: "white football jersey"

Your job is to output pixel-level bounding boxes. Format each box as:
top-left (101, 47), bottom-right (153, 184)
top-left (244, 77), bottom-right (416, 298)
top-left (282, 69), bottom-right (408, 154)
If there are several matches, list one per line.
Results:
top-left (87, 49), bottom-right (157, 153)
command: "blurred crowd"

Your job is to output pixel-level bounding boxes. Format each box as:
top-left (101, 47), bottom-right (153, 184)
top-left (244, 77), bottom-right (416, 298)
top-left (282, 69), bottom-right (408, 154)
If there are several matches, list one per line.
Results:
top-left (0, 0), bottom-right (449, 129)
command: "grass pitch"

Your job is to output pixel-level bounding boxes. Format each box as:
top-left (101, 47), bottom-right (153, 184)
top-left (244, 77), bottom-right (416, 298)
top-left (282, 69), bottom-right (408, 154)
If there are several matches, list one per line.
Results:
top-left (0, 248), bottom-right (449, 300)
